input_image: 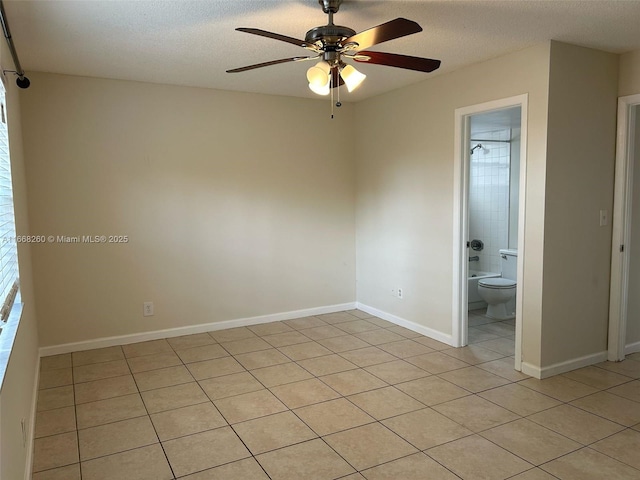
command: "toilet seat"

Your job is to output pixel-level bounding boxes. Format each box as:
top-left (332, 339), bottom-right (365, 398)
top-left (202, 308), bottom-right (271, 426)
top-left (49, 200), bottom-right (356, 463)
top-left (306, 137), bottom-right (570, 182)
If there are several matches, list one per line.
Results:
top-left (478, 278), bottom-right (516, 289)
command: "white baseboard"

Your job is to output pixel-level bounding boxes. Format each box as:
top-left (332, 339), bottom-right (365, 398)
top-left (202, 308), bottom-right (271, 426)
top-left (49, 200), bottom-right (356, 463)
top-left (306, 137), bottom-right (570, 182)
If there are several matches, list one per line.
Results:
top-left (24, 358), bottom-right (39, 480)
top-left (625, 340), bottom-right (640, 355)
top-left (355, 302), bottom-right (453, 346)
top-left (522, 350), bottom-right (609, 379)
top-left (39, 302), bottom-right (357, 357)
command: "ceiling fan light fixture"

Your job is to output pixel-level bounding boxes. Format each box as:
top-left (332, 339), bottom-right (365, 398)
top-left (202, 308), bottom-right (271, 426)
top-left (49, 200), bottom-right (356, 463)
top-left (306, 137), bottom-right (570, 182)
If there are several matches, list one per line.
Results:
top-left (309, 80), bottom-right (330, 95)
top-left (306, 61), bottom-right (331, 86)
top-left (340, 64), bottom-right (366, 92)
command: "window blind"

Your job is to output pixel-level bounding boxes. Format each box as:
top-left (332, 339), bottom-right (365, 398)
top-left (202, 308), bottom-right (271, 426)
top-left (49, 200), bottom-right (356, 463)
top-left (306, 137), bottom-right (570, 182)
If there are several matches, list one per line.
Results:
top-left (0, 84), bottom-right (19, 323)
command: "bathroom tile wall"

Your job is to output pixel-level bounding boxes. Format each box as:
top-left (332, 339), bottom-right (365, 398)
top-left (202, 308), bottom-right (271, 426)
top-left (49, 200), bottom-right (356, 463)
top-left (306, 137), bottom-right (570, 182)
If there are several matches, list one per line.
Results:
top-left (469, 129), bottom-right (511, 274)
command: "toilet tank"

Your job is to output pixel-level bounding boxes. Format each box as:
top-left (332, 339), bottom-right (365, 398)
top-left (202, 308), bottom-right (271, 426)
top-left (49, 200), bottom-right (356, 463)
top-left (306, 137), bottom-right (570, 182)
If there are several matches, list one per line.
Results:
top-left (499, 249), bottom-right (518, 280)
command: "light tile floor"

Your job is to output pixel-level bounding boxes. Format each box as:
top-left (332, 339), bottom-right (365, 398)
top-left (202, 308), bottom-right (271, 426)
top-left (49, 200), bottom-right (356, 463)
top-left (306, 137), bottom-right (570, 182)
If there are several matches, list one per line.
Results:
top-left (32, 310), bottom-right (640, 479)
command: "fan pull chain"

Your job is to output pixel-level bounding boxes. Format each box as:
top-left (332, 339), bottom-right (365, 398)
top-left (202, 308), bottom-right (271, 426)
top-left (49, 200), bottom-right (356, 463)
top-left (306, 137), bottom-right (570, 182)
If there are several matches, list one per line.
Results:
top-left (330, 69), bottom-right (334, 119)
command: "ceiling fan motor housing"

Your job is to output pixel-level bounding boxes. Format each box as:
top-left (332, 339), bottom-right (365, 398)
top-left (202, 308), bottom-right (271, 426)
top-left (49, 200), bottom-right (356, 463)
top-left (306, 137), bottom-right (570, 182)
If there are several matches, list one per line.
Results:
top-left (319, 0), bottom-right (343, 14)
top-left (305, 25), bottom-right (356, 49)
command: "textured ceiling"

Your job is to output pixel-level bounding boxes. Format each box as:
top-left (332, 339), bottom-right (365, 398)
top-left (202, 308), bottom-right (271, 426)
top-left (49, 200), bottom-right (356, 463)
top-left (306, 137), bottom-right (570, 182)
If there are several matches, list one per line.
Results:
top-left (4, 0), bottom-right (640, 102)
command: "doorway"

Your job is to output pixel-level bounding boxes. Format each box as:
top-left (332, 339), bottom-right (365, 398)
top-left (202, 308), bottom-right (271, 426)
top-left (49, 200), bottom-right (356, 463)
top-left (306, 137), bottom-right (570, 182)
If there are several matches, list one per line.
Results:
top-left (609, 95), bottom-right (640, 361)
top-left (453, 95), bottom-right (528, 373)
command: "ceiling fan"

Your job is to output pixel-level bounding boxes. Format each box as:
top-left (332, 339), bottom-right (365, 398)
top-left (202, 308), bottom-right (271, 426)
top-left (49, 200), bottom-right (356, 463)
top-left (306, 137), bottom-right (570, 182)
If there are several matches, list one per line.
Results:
top-left (226, 0), bottom-right (441, 96)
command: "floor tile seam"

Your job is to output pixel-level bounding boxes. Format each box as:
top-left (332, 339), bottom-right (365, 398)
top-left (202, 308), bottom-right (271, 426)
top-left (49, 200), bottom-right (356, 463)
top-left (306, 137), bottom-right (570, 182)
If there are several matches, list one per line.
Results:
top-left (415, 427), bottom-right (478, 453)
top-left (525, 411), bottom-right (626, 447)
top-left (73, 387), bottom-right (142, 406)
top-left (127, 360), bottom-right (188, 375)
top-left (31, 462), bottom-right (82, 478)
top-left (535, 445), bottom-right (635, 477)
top-left (294, 363), bottom-right (360, 378)
top-left (284, 321), bottom-right (330, 331)
top-left (364, 371), bottom-right (434, 387)
top-left (155, 419), bottom-right (235, 445)
top-left (78, 433), bottom-right (160, 464)
top-left (358, 451), bottom-right (444, 478)
top-left (467, 344), bottom-right (515, 357)
top-left (229, 420), bottom-right (319, 457)
top-left (38, 363), bottom-right (74, 372)
top-left (236, 356), bottom-right (292, 371)
top-left (312, 435), bottom-right (361, 474)
top-left (559, 372), bottom-right (634, 390)
top-left (32, 456), bottom-right (80, 475)
top-left (122, 368), bottom-right (178, 479)
top-left (334, 352), bottom-right (406, 369)
top-left (510, 380), bottom-right (596, 403)
top-left (73, 371), bottom-right (139, 385)
top-left (431, 375), bottom-right (507, 395)
top-left (147, 398), bottom-right (212, 416)
top-left (262, 334), bottom-right (317, 348)
top-left (429, 397), bottom-right (516, 434)
top-left (479, 381), bottom-right (565, 404)
top-left (567, 396), bottom-right (640, 427)
top-left (268, 383), bottom-right (343, 410)
top-left (71, 355), bottom-right (128, 368)
top-left (36, 398), bottom-right (78, 413)
top-left (504, 467), bottom-right (561, 480)
top-left (289, 397), bottom-right (376, 437)
top-left (275, 345), bottom-right (335, 361)
top-left (477, 417), bottom-right (585, 460)
top-left (586, 429), bottom-right (640, 473)
top-left (591, 363), bottom-right (639, 379)
top-left (137, 375), bottom-right (199, 392)
top-left (475, 428), bottom-right (565, 468)
top-left (356, 401), bottom-right (433, 425)
top-left (34, 424), bottom-right (77, 440)
top-left (474, 364), bottom-right (528, 383)
top-left (604, 388), bottom-right (640, 404)
top-left (178, 352), bottom-right (232, 364)
top-left (424, 347), bottom-right (476, 373)
top-left (325, 420), bottom-right (423, 471)
top-left (38, 380), bottom-right (74, 390)
top-left (76, 407), bottom-right (153, 431)
top-left (414, 448), bottom-right (468, 480)
top-left (438, 349), bottom-right (508, 366)
top-left (344, 383), bottom-right (428, 413)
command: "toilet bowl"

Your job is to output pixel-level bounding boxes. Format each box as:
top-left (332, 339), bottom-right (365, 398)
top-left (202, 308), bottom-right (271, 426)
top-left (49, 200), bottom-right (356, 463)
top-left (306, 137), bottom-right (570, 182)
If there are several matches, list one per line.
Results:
top-left (477, 278), bottom-right (516, 320)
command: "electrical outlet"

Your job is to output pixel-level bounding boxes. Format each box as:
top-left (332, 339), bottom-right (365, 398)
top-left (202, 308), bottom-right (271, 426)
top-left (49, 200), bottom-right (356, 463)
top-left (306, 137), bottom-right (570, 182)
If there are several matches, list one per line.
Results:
top-left (143, 302), bottom-right (154, 317)
top-left (599, 209), bottom-right (608, 226)
top-left (398, 288), bottom-right (403, 299)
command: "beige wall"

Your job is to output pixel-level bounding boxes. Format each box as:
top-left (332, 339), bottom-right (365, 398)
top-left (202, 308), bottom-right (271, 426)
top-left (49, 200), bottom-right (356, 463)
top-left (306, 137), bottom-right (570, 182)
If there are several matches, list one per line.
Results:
top-left (354, 43), bottom-right (551, 366)
top-left (0, 49), bottom-right (40, 480)
top-left (619, 49), bottom-right (640, 97)
top-left (21, 73), bottom-right (356, 347)
top-left (541, 42), bottom-right (618, 366)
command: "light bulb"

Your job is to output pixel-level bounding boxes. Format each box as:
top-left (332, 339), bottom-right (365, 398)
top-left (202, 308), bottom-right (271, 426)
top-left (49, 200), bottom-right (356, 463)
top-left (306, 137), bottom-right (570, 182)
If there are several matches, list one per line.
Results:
top-left (309, 81), bottom-right (330, 96)
top-left (306, 61), bottom-right (331, 87)
top-left (340, 64), bottom-right (366, 92)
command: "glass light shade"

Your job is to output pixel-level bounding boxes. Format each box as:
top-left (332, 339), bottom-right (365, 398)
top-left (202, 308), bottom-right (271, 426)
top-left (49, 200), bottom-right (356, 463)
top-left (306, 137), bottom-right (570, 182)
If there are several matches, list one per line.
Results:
top-left (309, 81), bottom-right (330, 96)
top-left (306, 61), bottom-right (331, 86)
top-left (340, 64), bottom-right (366, 92)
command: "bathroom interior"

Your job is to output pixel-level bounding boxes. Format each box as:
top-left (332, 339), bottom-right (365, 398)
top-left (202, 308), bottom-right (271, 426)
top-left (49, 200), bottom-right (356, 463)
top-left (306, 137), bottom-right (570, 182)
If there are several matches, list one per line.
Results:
top-left (467, 106), bottom-right (521, 355)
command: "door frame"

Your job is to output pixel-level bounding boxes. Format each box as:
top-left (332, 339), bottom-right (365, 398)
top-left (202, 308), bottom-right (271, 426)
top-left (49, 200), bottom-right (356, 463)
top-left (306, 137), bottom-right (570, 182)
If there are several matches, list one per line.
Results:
top-left (608, 94), bottom-right (640, 361)
top-left (452, 94), bottom-right (528, 372)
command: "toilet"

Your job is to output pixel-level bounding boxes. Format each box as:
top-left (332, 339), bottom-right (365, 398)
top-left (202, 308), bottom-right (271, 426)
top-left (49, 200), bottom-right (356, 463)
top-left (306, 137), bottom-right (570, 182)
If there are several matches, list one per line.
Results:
top-left (478, 249), bottom-right (517, 320)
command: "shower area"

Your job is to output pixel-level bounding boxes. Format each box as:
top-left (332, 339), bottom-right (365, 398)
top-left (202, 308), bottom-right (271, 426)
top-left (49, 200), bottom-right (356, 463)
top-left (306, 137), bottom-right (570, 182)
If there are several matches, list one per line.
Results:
top-left (467, 109), bottom-right (521, 311)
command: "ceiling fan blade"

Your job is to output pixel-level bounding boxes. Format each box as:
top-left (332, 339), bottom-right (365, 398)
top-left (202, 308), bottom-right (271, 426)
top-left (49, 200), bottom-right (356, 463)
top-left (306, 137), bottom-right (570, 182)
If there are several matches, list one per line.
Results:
top-left (227, 56), bottom-right (317, 73)
top-left (236, 28), bottom-right (318, 50)
top-left (342, 18), bottom-right (422, 50)
top-left (353, 51), bottom-right (441, 73)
